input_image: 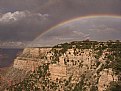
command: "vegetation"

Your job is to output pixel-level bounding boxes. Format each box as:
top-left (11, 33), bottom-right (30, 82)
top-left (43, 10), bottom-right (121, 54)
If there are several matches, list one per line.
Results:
top-left (5, 40), bottom-right (121, 91)
top-left (106, 81), bottom-right (121, 91)
top-left (52, 40), bottom-right (121, 90)
top-left (73, 75), bottom-right (85, 91)
top-left (7, 64), bottom-right (49, 91)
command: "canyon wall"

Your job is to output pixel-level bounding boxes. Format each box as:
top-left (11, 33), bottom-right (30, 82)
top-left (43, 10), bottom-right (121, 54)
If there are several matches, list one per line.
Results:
top-left (2, 41), bottom-right (121, 91)
top-left (12, 46), bottom-right (118, 91)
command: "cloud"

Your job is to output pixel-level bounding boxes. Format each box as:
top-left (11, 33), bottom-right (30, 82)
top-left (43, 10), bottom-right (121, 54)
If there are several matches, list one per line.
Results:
top-left (72, 30), bottom-right (90, 38)
top-left (0, 10), bottom-right (49, 24)
top-left (0, 11), bottom-right (27, 23)
top-left (72, 30), bottom-right (84, 36)
top-left (0, 0), bottom-right (121, 43)
top-left (0, 10), bottom-right (50, 42)
top-left (55, 37), bottom-right (75, 40)
top-left (97, 27), bottom-right (116, 32)
top-left (83, 34), bottom-right (90, 38)
top-left (89, 24), bottom-right (117, 33)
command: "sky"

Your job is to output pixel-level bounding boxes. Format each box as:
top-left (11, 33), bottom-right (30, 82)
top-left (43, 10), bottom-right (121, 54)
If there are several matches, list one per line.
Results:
top-left (0, 0), bottom-right (121, 43)
top-left (30, 16), bottom-right (121, 47)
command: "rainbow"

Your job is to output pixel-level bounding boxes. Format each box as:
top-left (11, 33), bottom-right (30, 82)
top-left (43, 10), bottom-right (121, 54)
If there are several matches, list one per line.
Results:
top-left (34, 15), bottom-right (121, 40)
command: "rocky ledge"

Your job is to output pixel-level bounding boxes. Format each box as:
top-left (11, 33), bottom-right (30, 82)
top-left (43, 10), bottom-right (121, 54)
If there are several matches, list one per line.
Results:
top-left (2, 40), bottom-right (121, 91)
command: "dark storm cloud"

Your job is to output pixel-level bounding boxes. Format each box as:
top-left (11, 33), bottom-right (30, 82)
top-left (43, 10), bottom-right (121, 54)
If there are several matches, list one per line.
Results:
top-left (0, 0), bottom-right (48, 12)
top-left (0, 11), bottom-right (49, 41)
top-left (0, 0), bottom-right (121, 42)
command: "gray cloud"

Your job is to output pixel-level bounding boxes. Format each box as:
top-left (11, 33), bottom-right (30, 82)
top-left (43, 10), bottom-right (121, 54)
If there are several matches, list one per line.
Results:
top-left (0, 10), bottom-right (49, 41)
top-left (0, 10), bottom-right (49, 24)
top-left (0, 0), bottom-right (121, 44)
top-left (30, 16), bottom-right (121, 47)
top-left (0, 11), bottom-right (27, 23)
top-left (72, 31), bottom-right (85, 36)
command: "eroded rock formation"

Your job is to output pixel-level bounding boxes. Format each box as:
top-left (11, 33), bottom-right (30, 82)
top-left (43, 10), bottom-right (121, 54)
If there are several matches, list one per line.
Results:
top-left (3, 41), bottom-right (121, 91)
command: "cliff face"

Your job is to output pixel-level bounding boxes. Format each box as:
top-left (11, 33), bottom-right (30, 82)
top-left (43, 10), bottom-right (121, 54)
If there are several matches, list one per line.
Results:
top-left (13, 48), bottom-right (52, 71)
top-left (98, 68), bottom-right (118, 91)
top-left (5, 41), bottom-right (121, 91)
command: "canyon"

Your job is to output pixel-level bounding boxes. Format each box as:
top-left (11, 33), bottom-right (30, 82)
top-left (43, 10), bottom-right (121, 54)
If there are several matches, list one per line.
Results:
top-left (1, 40), bottom-right (121, 91)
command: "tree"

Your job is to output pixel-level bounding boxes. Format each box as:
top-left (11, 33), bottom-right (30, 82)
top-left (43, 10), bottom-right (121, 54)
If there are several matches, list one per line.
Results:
top-left (106, 81), bottom-right (121, 91)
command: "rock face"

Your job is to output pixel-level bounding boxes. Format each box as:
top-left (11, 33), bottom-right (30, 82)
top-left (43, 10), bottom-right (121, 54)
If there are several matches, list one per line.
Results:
top-left (12, 48), bottom-right (118, 91)
top-left (5, 41), bottom-right (121, 91)
top-left (98, 69), bottom-right (118, 91)
top-left (13, 48), bottom-right (52, 71)
top-left (13, 59), bottom-right (41, 71)
top-left (49, 64), bottom-right (67, 80)
top-left (22, 48), bottom-right (52, 57)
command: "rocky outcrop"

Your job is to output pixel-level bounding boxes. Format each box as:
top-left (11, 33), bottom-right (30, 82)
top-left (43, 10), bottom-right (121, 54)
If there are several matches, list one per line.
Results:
top-left (98, 68), bottom-right (118, 91)
top-left (13, 48), bottom-right (52, 71)
top-left (13, 59), bottom-right (41, 71)
top-left (12, 47), bottom-right (118, 91)
top-left (22, 47), bottom-right (52, 57)
top-left (49, 64), bottom-right (67, 80)
top-left (5, 41), bottom-right (121, 91)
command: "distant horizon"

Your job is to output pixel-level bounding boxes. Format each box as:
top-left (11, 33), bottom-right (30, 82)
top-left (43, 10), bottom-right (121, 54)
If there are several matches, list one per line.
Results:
top-left (0, 39), bottom-right (120, 48)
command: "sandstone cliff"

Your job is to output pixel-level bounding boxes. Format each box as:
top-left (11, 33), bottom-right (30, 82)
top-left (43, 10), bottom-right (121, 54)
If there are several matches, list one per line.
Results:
top-left (4, 41), bottom-right (121, 91)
